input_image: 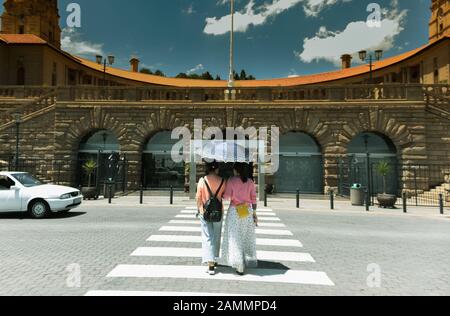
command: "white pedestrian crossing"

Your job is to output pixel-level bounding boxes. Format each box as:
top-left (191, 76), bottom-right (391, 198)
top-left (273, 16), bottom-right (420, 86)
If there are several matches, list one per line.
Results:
top-left (160, 226), bottom-right (294, 236)
top-left (169, 220), bottom-right (285, 228)
top-left (147, 235), bottom-right (303, 247)
top-left (86, 290), bottom-right (255, 297)
top-left (87, 206), bottom-right (334, 295)
top-left (131, 247), bottom-right (315, 263)
top-left (107, 265), bottom-right (335, 286)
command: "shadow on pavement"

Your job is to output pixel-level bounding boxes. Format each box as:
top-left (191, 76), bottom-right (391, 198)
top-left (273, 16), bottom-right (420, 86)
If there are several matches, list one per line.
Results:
top-left (216, 260), bottom-right (290, 276)
top-left (0, 211), bottom-right (87, 220)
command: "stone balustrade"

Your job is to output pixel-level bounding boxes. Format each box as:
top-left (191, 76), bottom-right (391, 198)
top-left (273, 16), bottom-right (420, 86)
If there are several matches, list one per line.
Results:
top-left (0, 84), bottom-right (448, 103)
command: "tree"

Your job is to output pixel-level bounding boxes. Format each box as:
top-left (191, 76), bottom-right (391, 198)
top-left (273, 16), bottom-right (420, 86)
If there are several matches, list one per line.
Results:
top-left (376, 161), bottom-right (392, 194)
top-left (215, 75), bottom-right (221, 80)
top-left (140, 68), bottom-right (153, 75)
top-left (240, 70), bottom-right (247, 80)
top-left (201, 71), bottom-right (214, 80)
top-left (153, 70), bottom-right (165, 77)
top-left (82, 159), bottom-right (97, 188)
top-left (176, 73), bottom-right (189, 78)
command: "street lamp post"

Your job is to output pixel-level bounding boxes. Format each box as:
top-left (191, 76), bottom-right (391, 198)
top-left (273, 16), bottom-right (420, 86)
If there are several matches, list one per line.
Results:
top-left (358, 49), bottom-right (383, 84)
top-left (363, 134), bottom-right (371, 206)
top-left (12, 112), bottom-right (22, 171)
top-left (96, 55), bottom-right (115, 86)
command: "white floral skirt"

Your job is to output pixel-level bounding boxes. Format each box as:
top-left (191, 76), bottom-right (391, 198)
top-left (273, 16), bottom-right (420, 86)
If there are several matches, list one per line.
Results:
top-left (221, 206), bottom-right (258, 270)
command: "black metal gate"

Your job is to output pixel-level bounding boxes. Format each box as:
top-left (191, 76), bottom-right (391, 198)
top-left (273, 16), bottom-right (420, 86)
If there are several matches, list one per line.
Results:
top-left (77, 151), bottom-right (128, 193)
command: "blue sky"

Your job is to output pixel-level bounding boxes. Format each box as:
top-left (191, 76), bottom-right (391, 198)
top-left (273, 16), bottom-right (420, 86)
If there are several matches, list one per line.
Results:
top-left (1, 0), bottom-right (431, 79)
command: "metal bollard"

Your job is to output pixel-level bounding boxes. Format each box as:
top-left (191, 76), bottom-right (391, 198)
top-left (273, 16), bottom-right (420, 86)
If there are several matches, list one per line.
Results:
top-left (108, 184), bottom-right (112, 204)
top-left (140, 184), bottom-right (143, 204)
top-left (170, 185), bottom-right (174, 205)
top-left (330, 190), bottom-right (334, 210)
top-left (296, 189), bottom-right (300, 209)
top-left (365, 188), bottom-right (370, 212)
top-left (402, 192), bottom-right (407, 214)
top-left (264, 189), bottom-right (268, 207)
top-left (439, 193), bottom-right (444, 215)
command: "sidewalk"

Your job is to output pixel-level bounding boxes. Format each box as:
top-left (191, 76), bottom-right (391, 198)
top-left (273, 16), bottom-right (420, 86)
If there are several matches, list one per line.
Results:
top-left (84, 193), bottom-right (450, 220)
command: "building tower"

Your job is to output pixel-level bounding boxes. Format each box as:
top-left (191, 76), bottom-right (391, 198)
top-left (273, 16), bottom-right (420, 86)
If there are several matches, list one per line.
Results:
top-left (0, 0), bottom-right (61, 48)
top-left (430, 0), bottom-right (450, 42)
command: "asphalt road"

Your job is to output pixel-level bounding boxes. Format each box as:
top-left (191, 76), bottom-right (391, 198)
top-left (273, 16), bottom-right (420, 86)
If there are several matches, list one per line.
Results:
top-left (0, 200), bottom-right (449, 296)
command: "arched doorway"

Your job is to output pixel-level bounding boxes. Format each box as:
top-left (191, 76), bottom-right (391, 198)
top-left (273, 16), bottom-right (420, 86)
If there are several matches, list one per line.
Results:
top-left (274, 132), bottom-right (324, 193)
top-left (347, 132), bottom-right (398, 195)
top-left (142, 131), bottom-right (185, 189)
top-left (78, 130), bottom-right (120, 188)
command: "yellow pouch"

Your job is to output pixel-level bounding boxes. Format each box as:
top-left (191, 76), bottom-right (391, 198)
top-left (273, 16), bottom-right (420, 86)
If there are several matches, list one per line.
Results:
top-left (236, 204), bottom-right (250, 219)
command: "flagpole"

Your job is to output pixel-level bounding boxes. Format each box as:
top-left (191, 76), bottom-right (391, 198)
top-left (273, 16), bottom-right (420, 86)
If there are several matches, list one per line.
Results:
top-left (228, 0), bottom-right (235, 88)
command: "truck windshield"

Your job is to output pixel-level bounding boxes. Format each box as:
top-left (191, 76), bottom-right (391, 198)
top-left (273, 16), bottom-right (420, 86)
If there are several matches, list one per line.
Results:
top-left (12, 173), bottom-right (42, 187)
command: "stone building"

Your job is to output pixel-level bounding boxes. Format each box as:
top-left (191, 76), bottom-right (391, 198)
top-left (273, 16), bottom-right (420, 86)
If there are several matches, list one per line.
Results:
top-left (0, 0), bottom-right (449, 201)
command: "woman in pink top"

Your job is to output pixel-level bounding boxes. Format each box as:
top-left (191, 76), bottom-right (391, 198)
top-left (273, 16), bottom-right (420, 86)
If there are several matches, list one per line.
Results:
top-left (221, 163), bottom-right (258, 275)
top-left (196, 161), bottom-right (225, 275)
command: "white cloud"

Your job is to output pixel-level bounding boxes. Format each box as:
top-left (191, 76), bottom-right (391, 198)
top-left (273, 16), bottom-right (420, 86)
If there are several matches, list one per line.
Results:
top-left (204, 0), bottom-right (303, 35)
top-left (297, 5), bottom-right (407, 65)
top-left (303, 0), bottom-right (352, 17)
top-left (204, 0), bottom-right (353, 35)
top-left (187, 64), bottom-right (205, 74)
top-left (61, 28), bottom-right (104, 56)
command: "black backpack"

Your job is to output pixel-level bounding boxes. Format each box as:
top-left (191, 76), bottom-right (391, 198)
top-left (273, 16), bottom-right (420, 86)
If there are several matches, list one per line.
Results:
top-left (203, 178), bottom-right (224, 223)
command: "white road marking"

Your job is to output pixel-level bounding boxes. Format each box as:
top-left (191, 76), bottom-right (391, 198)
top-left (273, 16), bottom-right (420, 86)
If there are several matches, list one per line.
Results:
top-left (107, 265), bottom-right (335, 286)
top-left (181, 210), bottom-right (198, 214)
top-left (169, 220), bottom-right (199, 225)
top-left (160, 226), bottom-right (293, 236)
top-left (148, 235), bottom-right (202, 243)
top-left (258, 217), bottom-right (281, 222)
top-left (131, 247), bottom-right (314, 263)
top-left (257, 223), bottom-right (286, 228)
top-left (255, 229), bottom-right (293, 236)
top-left (185, 207), bottom-right (198, 210)
top-left (160, 226), bottom-right (200, 232)
top-left (175, 215), bottom-right (197, 219)
top-left (147, 235), bottom-right (303, 247)
top-left (256, 238), bottom-right (303, 247)
top-left (85, 290), bottom-right (254, 297)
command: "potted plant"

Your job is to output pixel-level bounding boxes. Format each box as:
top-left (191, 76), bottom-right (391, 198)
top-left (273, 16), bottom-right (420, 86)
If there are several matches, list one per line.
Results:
top-left (376, 161), bottom-right (397, 208)
top-left (81, 159), bottom-right (98, 200)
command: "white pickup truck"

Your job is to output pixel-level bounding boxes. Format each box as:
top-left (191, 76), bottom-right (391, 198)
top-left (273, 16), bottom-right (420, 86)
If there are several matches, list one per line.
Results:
top-left (0, 172), bottom-right (83, 218)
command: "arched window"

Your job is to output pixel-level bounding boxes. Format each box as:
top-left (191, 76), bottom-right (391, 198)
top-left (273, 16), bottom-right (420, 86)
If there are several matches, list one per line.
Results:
top-left (77, 130), bottom-right (120, 188)
top-left (347, 132), bottom-right (398, 195)
top-left (142, 131), bottom-right (185, 189)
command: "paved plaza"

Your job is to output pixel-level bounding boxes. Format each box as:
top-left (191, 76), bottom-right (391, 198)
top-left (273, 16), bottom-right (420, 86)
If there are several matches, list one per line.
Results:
top-left (0, 196), bottom-right (449, 296)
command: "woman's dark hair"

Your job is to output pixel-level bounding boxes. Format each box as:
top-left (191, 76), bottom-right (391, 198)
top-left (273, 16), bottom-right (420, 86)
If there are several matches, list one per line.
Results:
top-left (205, 161), bottom-right (220, 175)
top-left (233, 162), bottom-right (251, 183)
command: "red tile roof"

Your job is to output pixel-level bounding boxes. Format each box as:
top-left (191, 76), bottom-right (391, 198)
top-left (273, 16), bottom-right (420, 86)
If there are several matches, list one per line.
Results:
top-left (0, 34), bottom-right (47, 44)
top-left (1, 34), bottom-right (448, 88)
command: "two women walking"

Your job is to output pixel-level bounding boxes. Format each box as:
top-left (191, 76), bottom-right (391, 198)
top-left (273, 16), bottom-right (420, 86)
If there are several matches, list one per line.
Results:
top-left (196, 162), bottom-right (258, 276)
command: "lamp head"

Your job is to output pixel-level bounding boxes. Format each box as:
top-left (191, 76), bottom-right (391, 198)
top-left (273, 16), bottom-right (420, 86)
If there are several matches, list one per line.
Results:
top-left (108, 55), bottom-right (115, 65)
top-left (358, 50), bottom-right (367, 62)
top-left (96, 55), bottom-right (103, 65)
top-left (375, 49), bottom-right (383, 61)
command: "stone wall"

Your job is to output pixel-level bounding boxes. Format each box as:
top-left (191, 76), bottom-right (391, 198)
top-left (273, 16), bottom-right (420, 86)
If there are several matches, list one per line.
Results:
top-left (1, 99), bottom-right (449, 194)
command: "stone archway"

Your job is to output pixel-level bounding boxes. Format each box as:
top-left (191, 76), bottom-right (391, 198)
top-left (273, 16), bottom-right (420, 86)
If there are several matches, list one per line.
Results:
top-left (141, 130), bottom-right (186, 190)
top-left (273, 131), bottom-right (324, 194)
top-left (77, 129), bottom-right (121, 188)
top-left (347, 132), bottom-right (399, 195)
